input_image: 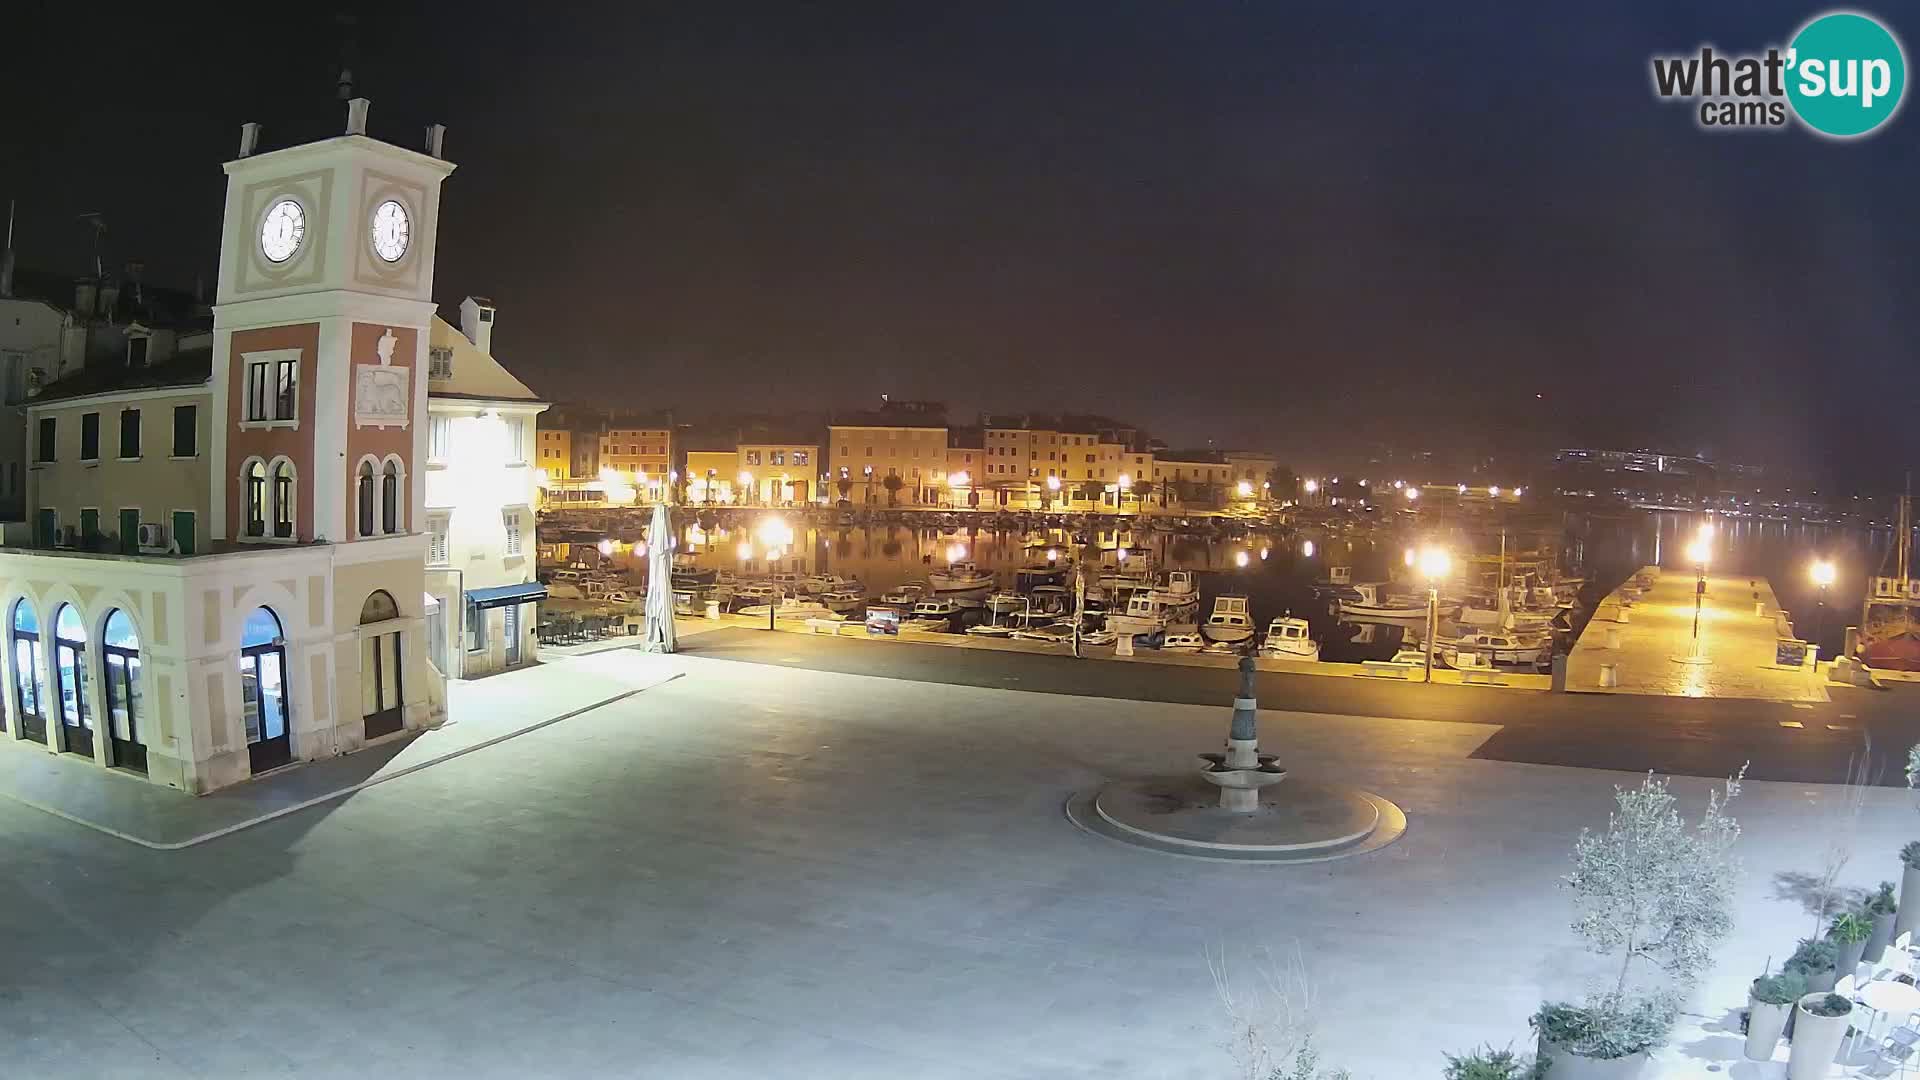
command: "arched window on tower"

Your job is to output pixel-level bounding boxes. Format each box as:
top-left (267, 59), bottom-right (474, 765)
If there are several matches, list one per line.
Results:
top-left (381, 460), bottom-right (402, 534)
top-left (245, 460), bottom-right (267, 537)
top-left (272, 460), bottom-right (295, 539)
top-left (356, 460), bottom-right (376, 538)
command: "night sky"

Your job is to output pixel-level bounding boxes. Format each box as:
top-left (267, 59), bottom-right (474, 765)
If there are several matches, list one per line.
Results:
top-left (6, 3), bottom-right (1914, 483)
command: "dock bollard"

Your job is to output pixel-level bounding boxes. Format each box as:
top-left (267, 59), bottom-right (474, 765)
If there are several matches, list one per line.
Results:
top-left (1599, 663), bottom-right (1619, 688)
top-left (705, 600), bottom-right (720, 620)
top-left (1605, 627), bottom-right (1620, 649)
top-left (1754, 601), bottom-right (1764, 616)
top-left (1116, 634), bottom-right (1134, 656)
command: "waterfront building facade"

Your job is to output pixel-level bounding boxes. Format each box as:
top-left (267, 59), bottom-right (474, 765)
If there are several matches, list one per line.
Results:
top-left (423, 299), bottom-right (548, 679)
top-left (827, 413), bottom-right (948, 506)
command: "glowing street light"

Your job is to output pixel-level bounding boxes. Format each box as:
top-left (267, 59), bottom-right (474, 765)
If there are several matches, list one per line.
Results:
top-left (1234, 550), bottom-right (1250, 568)
top-left (1686, 530), bottom-right (1712, 655)
top-left (1301, 539), bottom-right (1315, 558)
top-left (1488, 485), bottom-right (1501, 497)
top-left (1404, 547), bottom-right (1416, 567)
top-left (1236, 481), bottom-right (1253, 498)
top-left (597, 538), bottom-right (615, 558)
top-left (1417, 545), bottom-right (1451, 683)
top-left (1457, 483), bottom-right (1467, 495)
top-left (1812, 557), bottom-right (1836, 652)
top-left (1117, 547), bottom-right (1129, 562)
top-left (1303, 479), bottom-right (1319, 494)
top-left (1404, 486), bottom-right (1419, 501)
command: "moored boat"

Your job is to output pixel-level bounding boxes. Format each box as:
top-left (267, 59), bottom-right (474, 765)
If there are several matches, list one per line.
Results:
top-left (1259, 616), bottom-right (1320, 661)
top-left (1337, 583), bottom-right (1428, 619)
top-left (1201, 594), bottom-right (1256, 643)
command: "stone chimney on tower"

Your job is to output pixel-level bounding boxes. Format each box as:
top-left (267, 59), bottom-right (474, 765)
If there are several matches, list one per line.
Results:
top-left (459, 296), bottom-right (496, 356)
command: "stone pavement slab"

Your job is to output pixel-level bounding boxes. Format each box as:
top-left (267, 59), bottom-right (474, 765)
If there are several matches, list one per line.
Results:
top-left (1569, 566), bottom-right (1828, 702)
top-left (0, 647), bottom-right (683, 848)
top-left (3, 655), bottom-right (1902, 1077)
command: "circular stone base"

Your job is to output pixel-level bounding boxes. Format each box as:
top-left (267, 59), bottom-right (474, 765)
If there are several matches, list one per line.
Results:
top-left (1064, 775), bottom-right (1406, 863)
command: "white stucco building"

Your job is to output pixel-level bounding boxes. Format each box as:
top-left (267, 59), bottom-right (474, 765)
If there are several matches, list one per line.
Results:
top-left (0, 100), bottom-right (456, 792)
top-left (423, 297), bottom-right (548, 679)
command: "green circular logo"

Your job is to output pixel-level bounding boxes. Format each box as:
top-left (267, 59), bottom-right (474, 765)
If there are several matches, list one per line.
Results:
top-left (1787, 11), bottom-right (1907, 137)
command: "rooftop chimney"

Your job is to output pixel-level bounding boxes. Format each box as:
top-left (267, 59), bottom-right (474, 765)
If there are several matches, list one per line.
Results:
top-left (346, 97), bottom-right (369, 135)
top-left (238, 122), bottom-right (260, 158)
top-left (459, 296), bottom-right (496, 355)
top-left (424, 123), bottom-right (447, 159)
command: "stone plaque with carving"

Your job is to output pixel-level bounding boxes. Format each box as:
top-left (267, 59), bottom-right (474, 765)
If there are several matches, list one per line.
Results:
top-left (354, 328), bottom-right (410, 429)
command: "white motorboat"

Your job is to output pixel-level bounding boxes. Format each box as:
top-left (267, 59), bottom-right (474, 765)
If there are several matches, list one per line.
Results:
top-left (1201, 594), bottom-right (1256, 643)
top-left (911, 599), bottom-right (963, 622)
top-left (1106, 591), bottom-right (1171, 637)
top-left (817, 589), bottom-right (866, 613)
top-left (900, 616), bottom-right (952, 633)
top-left (985, 591), bottom-right (1028, 614)
top-left (735, 598), bottom-right (839, 621)
top-left (1259, 617), bottom-right (1320, 661)
top-left (1028, 585), bottom-right (1072, 616)
top-left (1158, 630), bottom-right (1205, 652)
top-left (730, 582), bottom-right (779, 606)
top-left (876, 581), bottom-right (928, 607)
top-left (1011, 624), bottom-right (1074, 644)
top-left (1080, 629), bottom-right (1117, 646)
top-left (1441, 632), bottom-right (1549, 668)
top-left (1337, 583), bottom-right (1428, 620)
top-left (929, 561), bottom-right (996, 592)
top-left (965, 622), bottom-right (1017, 638)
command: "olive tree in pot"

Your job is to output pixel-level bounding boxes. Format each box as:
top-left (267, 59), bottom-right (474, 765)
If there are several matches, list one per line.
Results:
top-left (1898, 841), bottom-right (1920, 939)
top-left (1787, 992), bottom-right (1854, 1080)
top-left (1534, 769), bottom-right (1746, 1079)
top-left (1865, 881), bottom-right (1899, 959)
top-left (1829, 910), bottom-right (1874, 979)
top-left (1444, 1043), bottom-right (1549, 1079)
top-left (1744, 971), bottom-right (1806, 1061)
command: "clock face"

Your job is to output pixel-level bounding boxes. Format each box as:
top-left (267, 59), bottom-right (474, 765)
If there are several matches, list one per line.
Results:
top-left (370, 199), bottom-right (411, 263)
top-left (260, 199), bottom-right (306, 264)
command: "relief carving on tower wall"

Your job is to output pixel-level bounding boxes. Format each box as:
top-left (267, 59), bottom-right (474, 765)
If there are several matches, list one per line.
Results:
top-left (353, 327), bottom-right (411, 430)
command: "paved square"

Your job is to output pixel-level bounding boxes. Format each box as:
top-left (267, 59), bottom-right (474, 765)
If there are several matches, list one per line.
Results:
top-left (1, 653), bottom-right (1901, 1077)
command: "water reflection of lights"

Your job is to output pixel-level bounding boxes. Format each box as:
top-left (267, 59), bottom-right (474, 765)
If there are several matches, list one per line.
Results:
top-left (1234, 550), bottom-right (1250, 568)
top-left (1301, 540), bottom-right (1315, 558)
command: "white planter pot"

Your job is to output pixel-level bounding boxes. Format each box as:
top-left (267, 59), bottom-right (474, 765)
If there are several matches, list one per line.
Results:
top-left (1868, 910), bottom-right (1897, 960)
top-left (1787, 993), bottom-right (1853, 1080)
top-left (1745, 995), bottom-right (1792, 1060)
top-left (1538, 1039), bottom-right (1650, 1080)
top-left (1898, 862), bottom-right (1920, 937)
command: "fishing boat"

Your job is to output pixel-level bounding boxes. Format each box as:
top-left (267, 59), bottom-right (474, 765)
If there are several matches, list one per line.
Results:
top-left (1080, 629), bottom-right (1117, 647)
top-left (1859, 487), bottom-right (1920, 671)
top-left (670, 553), bottom-right (715, 586)
top-left (902, 598), bottom-right (963, 631)
top-left (900, 616), bottom-right (952, 633)
top-left (1028, 585), bottom-right (1072, 616)
top-left (1201, 594), bottom-right (1257, 644)
top-left (1259, 617), bottom-right (1320, 661)
top-left (929, 561), bottom-right (996, 592)
top-left (1337, 583), bottom-right (1428, 619)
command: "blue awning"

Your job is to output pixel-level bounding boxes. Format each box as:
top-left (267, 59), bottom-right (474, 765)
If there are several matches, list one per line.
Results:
top-left (467, 583), bottom-right (548, 609)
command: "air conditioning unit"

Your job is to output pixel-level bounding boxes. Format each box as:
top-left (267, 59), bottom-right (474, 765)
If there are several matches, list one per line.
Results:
top-left (136, 522), bottom-right (169, 553)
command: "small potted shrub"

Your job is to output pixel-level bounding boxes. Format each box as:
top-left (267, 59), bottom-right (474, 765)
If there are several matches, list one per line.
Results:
top-left (1830, 910), bottom-right (1875, 977)
top-left (1866, 881), bottom-right (1899, 958)
top-left (1898, 841), bottom-right (1920, 937)
top-left (1532, 995), bottom-right (1672, 1079)
top-left (1784, 936), bottom-right (1839, 993)
top-left (1444, 1044), bottom-right (1549, 1080)
top-left (1787, 992), bottom-right (1853, 1080)
top-left (1745, 970), bottom-right (1805, 1060)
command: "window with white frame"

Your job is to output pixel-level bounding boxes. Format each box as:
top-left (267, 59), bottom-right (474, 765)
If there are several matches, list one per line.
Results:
top-left (244, 355), bottom-right (298, 423)
top-left (428, 346), bottom-right (454, 380)
top-left (428, 414), bottom-right (450, 461)
top-left (503, 509), bottom-right (524, 556)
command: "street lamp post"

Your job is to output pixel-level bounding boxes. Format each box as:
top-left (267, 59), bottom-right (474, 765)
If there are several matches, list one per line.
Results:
top-left (1811, 558), bottom-right (1836, 655)
top-left (1686, 533), bottom-right (1712, 657)
top-left (1417, 546), bottom-right (1451, 683)
top-left (1118, 473), bottom-right (1132, 514)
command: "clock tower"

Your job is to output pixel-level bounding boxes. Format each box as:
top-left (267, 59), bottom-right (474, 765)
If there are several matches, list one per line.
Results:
top-left (211, 99), bottom-right (455, 547)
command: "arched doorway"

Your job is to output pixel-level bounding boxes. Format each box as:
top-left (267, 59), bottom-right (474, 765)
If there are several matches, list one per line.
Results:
top-left (360, 590), bottom-right (404, 739)
top-left (10, 600), bottom-right (46, 744)
top-left (52, 604), bottom-right (92, 758)
top-left (101, 610), bottom-right (146, 774)
top-left (240, 607), bottom-right (291, 774)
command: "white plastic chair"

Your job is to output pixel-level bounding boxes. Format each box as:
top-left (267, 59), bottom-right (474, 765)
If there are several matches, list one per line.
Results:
top-left (1899, 930), bottom-right (1915, 954)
